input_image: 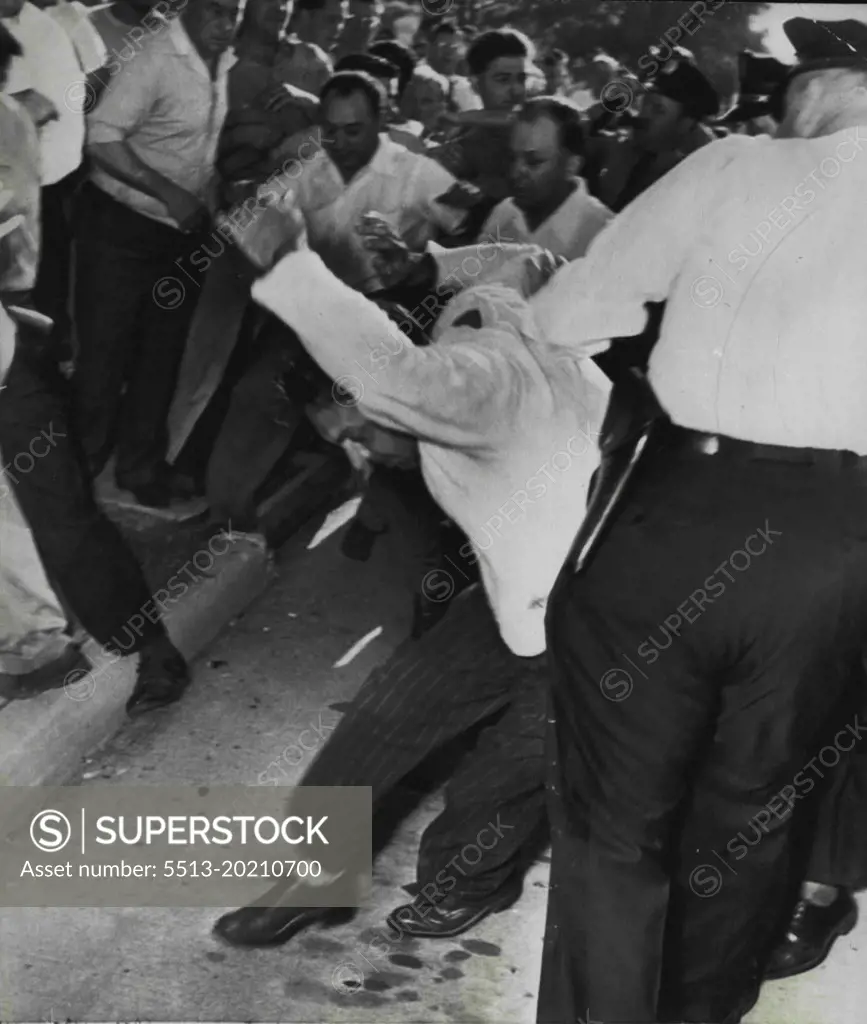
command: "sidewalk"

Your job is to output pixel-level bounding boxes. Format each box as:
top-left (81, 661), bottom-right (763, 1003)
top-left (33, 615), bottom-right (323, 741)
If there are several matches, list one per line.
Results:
top-left (0, 527), bottom-right (274, 786)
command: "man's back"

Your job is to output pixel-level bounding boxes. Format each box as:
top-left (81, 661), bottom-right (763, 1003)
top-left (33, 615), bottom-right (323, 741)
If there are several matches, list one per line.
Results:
top-left (537, 129), bottom-right (867, 454)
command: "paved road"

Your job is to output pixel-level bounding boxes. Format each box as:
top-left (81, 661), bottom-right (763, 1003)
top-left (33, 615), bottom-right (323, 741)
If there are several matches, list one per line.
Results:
top-left (0, 498), bottom-right (863, 1023)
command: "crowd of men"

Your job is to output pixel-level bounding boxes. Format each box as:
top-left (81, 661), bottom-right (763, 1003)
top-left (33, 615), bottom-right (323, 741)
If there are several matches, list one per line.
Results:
top-left (2, 1), bottom-right (867, 1022)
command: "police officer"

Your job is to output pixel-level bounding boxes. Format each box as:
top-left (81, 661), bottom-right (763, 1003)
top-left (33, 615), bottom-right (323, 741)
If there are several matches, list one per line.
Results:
top-left (534, 15), bottom-right (867, 1024)
top-left (594, 53), bottom-right (719, 212)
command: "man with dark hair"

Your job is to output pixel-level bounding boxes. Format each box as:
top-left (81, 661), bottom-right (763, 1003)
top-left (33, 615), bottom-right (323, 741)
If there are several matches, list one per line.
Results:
top-left (287, 0), bottom-right (346, 53)
top-left (337, 45), bottom-right (427, 152)
top-left (595, 53), bottom-right (719, 212)
top-left (430, 27), bottom-right (534, 204)
top-left (281, 69), bottom-right (465, 291)
top-left (481, 96), bottom-right (612, 260)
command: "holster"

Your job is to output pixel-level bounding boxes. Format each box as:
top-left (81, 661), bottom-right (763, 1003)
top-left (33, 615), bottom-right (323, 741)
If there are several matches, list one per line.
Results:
top-left (566, 368), bottom-right (668, 575)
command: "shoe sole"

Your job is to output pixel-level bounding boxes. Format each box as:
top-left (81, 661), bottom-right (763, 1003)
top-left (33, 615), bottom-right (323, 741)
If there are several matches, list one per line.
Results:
top-left (385, 889), bottom-right (521, 940)
top-left (764, 907), bottom-right (858, 981)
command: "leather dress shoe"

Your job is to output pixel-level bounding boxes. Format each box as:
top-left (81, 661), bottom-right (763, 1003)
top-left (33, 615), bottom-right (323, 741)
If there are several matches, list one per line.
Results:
top-left (126, 640), bottom-right (190, 717)
top-left (214, 902), bottom-right (351, 947)
top-left (764, 889), bottom-right (857, 980)
top-left (386, 883), bottom-right (521, 939)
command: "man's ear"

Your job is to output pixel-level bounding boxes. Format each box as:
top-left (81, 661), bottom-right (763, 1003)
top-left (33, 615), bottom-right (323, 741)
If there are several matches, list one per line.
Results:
top-left (566, 153), bottom-right (582, 178)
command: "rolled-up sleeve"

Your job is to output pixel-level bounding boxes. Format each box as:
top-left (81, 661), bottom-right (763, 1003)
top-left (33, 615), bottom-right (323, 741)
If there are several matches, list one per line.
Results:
top-left (86, 52), bottom-right (158, 145)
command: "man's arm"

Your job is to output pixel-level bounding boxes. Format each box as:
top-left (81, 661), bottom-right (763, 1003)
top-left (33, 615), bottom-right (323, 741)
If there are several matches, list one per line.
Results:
top-left (532, 135), bottom-right (750, 353)
top-left (251, 249), bottom-right (536, 453)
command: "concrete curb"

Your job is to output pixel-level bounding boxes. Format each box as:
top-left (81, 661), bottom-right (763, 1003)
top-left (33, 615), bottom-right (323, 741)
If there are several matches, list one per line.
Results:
top-left (0, 535), bottom-right (274, 786)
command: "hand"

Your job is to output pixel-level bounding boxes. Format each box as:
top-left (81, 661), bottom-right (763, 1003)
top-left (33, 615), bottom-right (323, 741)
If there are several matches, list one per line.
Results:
top-left (357, 214), bottom-right (416, 290)
top-left (217, 194), bottom-right (307, 272)
top-left (162, 185), bottom-right (210, 234)
top-left (15, 89), bottom-right (58, 128)
top-left (435, 181), bottom-right (484, 210)
top-left (478, 245), bottom-right (563, 299)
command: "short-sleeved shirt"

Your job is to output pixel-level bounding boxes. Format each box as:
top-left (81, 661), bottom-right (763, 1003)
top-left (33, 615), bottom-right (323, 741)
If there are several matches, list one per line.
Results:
top-left (86, 15), bottom-right (235, 227)
top-left (0, 94), bottom-right (41, 293)
top-left (284, 134), bottom-right (465, 293)
top-left (4, 0), bottom-right (86, 184)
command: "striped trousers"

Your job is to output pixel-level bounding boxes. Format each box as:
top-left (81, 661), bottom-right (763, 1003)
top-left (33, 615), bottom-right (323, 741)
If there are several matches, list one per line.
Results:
top-left (301, 583), bottom-right (548, 902)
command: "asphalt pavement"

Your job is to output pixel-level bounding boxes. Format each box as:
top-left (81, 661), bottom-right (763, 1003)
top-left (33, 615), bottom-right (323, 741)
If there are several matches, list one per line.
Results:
top-left (0, 497), bottom-right (864, 1024)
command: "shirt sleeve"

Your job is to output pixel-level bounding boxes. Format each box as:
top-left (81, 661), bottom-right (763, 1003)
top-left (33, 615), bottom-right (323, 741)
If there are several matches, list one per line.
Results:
top-left (86, 43), bottom-right (158, 144)
top-left (533, 136), bottom-right (749, 353)
top-left (251, 249), bottom-right (538, 453)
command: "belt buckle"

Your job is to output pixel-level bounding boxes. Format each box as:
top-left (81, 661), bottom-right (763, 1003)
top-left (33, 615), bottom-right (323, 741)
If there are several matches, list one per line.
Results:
top-left (695, 434), bottom-right (720, 455)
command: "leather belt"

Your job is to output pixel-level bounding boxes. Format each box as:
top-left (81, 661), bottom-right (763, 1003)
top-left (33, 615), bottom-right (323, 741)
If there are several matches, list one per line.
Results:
top-left (659, 421), bottom-right (867, 470)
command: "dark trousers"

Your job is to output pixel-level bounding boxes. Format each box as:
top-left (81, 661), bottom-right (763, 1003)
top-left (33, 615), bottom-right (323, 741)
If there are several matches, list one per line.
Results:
top-left (803, 683), bottom-right (867, 891)
top-left (299, 583), bottom-right (547, 900)
top-left (72, 184), bottom-right (205, 483)
top-left (32, 172), bottom-right (80, 343)
top-left (538, 438), bottom-right (867, 1024)
top-left (0, 332), bottom-right (163, 656)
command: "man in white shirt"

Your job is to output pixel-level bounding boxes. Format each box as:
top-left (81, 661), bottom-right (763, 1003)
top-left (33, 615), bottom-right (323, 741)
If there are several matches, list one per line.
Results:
top-left (211, 185), bottom-right (610, 947)
top-left (283, 69), bottom-right (465, 292)
top-left (532, 16), bottom-right (867, 1024)
top-left (72, 0), bottom-right (239, 508)
top-left (198, 68), bottom-right (466, 525)
top-left (480, 96), bottom-right (613, 260)
top-left (1, 0), bottom-right (88, 344)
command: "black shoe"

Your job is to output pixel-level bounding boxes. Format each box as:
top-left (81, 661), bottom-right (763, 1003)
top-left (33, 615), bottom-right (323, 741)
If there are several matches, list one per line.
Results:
top-left (214, 902), bottom-right (350, 948)
top-left (126, 640), bottom-right (190, 717)
top-left (386, 883), bottom-right (521, 939)
top-left (764, 889), bottom-right (858, 980)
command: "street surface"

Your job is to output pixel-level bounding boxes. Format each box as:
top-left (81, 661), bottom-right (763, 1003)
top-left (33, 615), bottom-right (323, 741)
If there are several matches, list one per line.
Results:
top-left (0, 496), bottom-right (864, 1023)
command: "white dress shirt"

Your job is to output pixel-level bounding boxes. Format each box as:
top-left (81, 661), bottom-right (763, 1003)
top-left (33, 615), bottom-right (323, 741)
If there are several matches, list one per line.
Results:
top-left (282, 134), bottom-right (465, 293)
top-left (534, 128), bottom-right (867, 455)
top-left (86, 16), bottom-right (235, 227)
top-left (480, 179), bottom-right (614, 261)
top-left (4, 0), bottom-right (86, 184)
top-left (252, 249), bottom-right (610, 656)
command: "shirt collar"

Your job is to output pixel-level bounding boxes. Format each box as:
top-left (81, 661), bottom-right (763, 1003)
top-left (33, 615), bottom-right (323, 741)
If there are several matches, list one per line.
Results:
top-left (506, 178), bottom-right (591, 246)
